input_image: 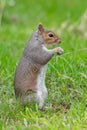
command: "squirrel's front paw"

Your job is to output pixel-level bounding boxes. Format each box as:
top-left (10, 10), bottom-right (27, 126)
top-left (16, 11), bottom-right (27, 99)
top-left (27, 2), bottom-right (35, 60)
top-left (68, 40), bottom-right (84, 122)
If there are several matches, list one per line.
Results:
top-left (55, 47), bottom-right (64, 55)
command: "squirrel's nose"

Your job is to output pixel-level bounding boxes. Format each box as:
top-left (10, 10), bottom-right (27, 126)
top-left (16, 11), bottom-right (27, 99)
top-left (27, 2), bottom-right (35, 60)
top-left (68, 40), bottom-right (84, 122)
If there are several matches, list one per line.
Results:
top-left (58, 39), bottom-right (61, 43)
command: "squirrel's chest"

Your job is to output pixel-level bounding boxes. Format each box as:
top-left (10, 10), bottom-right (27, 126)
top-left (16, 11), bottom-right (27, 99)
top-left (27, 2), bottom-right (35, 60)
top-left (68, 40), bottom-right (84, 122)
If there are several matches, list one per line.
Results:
top-left (36, 65), bottom-right (47, 89)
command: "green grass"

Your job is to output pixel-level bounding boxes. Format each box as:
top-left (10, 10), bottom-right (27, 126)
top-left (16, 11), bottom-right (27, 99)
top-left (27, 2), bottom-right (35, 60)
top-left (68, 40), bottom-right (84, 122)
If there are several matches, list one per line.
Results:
top-left (0, 0), bottom-right (87, 129)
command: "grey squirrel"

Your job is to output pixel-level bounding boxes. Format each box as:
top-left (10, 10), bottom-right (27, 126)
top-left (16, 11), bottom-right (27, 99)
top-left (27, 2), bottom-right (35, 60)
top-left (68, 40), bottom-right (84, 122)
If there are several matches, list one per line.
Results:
top-left (14, 24), bottom-right (64, 109)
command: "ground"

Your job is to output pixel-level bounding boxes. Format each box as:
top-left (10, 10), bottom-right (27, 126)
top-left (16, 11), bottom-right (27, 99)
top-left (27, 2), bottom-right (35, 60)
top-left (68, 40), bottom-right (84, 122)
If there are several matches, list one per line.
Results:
top-left (0, 0), bottom-right (87, 129)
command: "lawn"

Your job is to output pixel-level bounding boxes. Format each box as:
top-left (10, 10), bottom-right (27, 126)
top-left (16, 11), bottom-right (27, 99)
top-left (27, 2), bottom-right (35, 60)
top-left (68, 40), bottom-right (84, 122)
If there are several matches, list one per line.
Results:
top-left (0, 0), bottom-right (87, 129)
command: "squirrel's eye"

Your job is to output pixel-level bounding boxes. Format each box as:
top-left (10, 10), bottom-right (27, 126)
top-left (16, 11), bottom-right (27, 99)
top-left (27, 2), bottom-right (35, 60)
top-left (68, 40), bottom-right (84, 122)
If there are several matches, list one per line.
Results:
top-left (48, 33), bottom-right (54, 37)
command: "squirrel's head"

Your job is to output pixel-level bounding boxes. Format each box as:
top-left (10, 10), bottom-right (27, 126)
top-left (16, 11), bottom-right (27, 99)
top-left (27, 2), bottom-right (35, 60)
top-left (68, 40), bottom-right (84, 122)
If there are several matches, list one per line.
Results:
top-left (37, 24), bottom-right (61, 46)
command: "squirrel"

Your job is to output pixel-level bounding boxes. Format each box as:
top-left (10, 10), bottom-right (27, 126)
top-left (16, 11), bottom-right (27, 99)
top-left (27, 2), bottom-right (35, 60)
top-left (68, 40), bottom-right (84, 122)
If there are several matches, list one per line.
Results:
top-left (14, 24), bottom-right (64, 109)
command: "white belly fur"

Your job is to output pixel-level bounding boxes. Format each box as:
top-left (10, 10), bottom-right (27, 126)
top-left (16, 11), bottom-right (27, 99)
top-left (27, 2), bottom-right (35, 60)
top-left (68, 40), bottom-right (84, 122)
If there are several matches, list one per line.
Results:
top-left (34, 65), bottom-right (48, 109)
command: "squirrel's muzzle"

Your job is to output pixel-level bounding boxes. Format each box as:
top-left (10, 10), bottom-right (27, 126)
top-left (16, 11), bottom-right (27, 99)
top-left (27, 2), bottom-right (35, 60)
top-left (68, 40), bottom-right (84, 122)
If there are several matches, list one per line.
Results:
top-left (58, 39), bottom-right (61, 43)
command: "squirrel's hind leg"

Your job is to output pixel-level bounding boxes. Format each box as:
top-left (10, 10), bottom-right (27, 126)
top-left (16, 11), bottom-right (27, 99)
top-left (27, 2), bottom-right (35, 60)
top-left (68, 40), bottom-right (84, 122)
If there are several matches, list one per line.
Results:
top-left (20, 94), bottom-right (34, 104)
top-left (34, 91), bottom-right (45, 109)
top-left (38, 100), bottom-right (44, 110)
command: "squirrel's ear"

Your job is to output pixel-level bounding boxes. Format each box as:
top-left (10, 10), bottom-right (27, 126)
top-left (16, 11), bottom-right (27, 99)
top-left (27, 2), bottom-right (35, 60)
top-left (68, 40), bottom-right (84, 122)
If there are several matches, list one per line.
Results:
top-left (38, 24), bottom-right (44, 34)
